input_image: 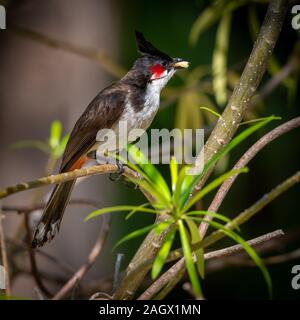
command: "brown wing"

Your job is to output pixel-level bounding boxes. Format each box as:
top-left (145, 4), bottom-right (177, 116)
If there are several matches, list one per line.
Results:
top-left (60, 83), bottom-right (127, 172)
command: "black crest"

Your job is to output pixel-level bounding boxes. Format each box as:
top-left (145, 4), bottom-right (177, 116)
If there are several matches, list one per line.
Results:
top-left (135, 30), bottom-right (172, 61)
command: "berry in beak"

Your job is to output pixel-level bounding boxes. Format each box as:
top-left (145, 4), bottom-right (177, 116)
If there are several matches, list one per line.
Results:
top-left (171, 58), bottom-right (190, 69)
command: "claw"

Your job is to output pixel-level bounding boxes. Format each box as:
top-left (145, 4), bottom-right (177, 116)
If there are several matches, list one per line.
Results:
top-left (109, 161), bottom-right (125, 181)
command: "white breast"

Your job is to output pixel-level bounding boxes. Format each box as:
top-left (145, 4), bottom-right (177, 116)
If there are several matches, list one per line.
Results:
top-left (95, 69), bottom-right (176, 153)
top-left (122, 69), bottom-right (176, 134)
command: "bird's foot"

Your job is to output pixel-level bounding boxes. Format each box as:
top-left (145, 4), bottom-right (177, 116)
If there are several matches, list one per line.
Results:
top-left (109, 161), bottom-right (125, 182)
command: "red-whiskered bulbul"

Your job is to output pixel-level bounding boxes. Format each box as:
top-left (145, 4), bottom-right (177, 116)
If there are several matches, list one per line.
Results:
top-left (32, 31), bottom-right (189, 248)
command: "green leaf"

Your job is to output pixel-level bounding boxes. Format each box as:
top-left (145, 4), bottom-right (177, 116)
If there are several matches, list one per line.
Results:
top-left (203, 219), bottom-right (272, 298)
top-left (11, 140), bottom-right (50, 154)
top-left (126, 144), bottom-right (171, 202)
top-left (173, 166), bottom-right (191, 210)
top-left (154, 220), bottom-right (173, 235)
top-left (184, 167), bottom-right (249, 212)
top-left (188, 217), bottom-right (272, 298)
top-left (85, 205), bottom-right (157, 221)
top-left (185, 219), bottom-right (205, 279)
top-left (129, 177), bottom-right (171, 208)
top-left (151, 228), bottom-right (176, 279)
top-left (113, 224), bottom-right (158, 251)
top-left (212, 12), bottom-right (232, 106)
top-left (189, 0), bottom-right (246, 45)
top-left (125, 203), bottom-right (150, 220)
top-left (178, 220), bottom-right (203, 297)
top-left (240, 117), bottom-right (280, 126)
top-left (190, 5), bottom-right (219, 45)
top-left (200, 106), bottom-right (221, 119)
top-left (179, 115), bottom-right (279, 207)
top-left (53, 134), bottom-right (69, 158)
top-left (49, 120), bottom-right (62, 149)
top-left (185, 211), bottom-right (239, 231)
top-left (170, 156), bottom-right (178, 193)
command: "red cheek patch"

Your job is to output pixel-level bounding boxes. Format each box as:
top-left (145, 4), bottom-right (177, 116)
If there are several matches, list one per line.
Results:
top-left (149, 64), bottom-right (165, 79)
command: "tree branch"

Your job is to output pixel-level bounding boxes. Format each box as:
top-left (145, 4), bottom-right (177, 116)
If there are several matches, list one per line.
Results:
top-left (2, 199), bottom-right (104, 214)
top-left (193, 0), bottom-right (288, 191)
top-left (10, 25), bottom-right (126, 78)
top-left (138, 229), bottom-right (284, 300)
top-left (0, 164), bottom-right (139, 199)
top-left (121, 170), bottom-right (300, 296)
top-left (200, 116), bottom-right (300, 236)
top-left (112, 0), bottom-right (288, 300)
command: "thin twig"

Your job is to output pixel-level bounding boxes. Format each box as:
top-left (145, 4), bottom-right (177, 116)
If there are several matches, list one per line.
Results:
top-left (251, 55), bottom-right (300, 107)
top-left (0, 164), bottom-right (126, 199)
top-left (155, 104), bottom-right (300, 297)
top-left (153, 261), bottom-right (186, 300)
top-left (52, 214), bottom-right (110, 300)
top-left (199, 116), bottom-right (300, 237)
top-left (138, 229), bottom-right (284, 300)
top-left (10, 25), bottom-right (126, 78)
top-left (0, 203), bottom-right (11, 296)
top-left (125, 170), bottom-right (300, 297)
top-left (2, 198), bottom-right (103, 214)
top-left (201, 171), bottom-right (300, 249)
top-left (24, 214), bottom-right (52, 297)
top-left (209, 247), bottom-right (300, 270)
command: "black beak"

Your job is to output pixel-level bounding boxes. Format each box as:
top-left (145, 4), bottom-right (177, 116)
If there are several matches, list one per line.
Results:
top-left (171, 58), bottom-right (190, 69)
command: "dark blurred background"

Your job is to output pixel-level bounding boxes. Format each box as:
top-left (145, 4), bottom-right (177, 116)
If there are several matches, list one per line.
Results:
top-left (0, 0), bottom-right (299, 299)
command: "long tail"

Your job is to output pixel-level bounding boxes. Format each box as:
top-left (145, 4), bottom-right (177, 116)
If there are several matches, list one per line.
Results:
top-left (32, 180), bottom-right (75, 248)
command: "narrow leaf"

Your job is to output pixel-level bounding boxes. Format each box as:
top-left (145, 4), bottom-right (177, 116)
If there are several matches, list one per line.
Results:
top-left (185, 167), bottom-right (249, 212)
top-left (113, 224), bottom-right (157, 251)
top-left (185, 219), bottom-right (205, 279)
top-left (126, 144), bottom-right (171, 202)
top-left (125, 203), bottom-right (150, 220)
top-left (200, 106), bottom-right (221, 119)
top-left (49, 120), bottom-right (62, 149)
top-left (151, 228), bottom-right (176, 279)
top-left (212, 12), bottom-right (232, 106)
top-left (54, 134), bottom-right (69, 158)
top-left (178, 220), bottom-right (203, 297)
top-left (170, 156), bottom-right (178, 193)
top-left (11, 140), bottom-right (50, 154)
top-left (206, 219), bottom-right (272, 298)
top-left (180, 115), bottom-right (279, 207)
top-left (189, 218), bottom-right (272, 298)
top-left (85, 205), bottom-right (157, 221)
top-left (185, 211), bottom-right (239, 231)
top-left (173, 166), bottom-right (191, 209)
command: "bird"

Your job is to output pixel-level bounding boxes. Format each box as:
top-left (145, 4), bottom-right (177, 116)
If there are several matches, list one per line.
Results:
top-left (32, 31), bottom-right (189, 248)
